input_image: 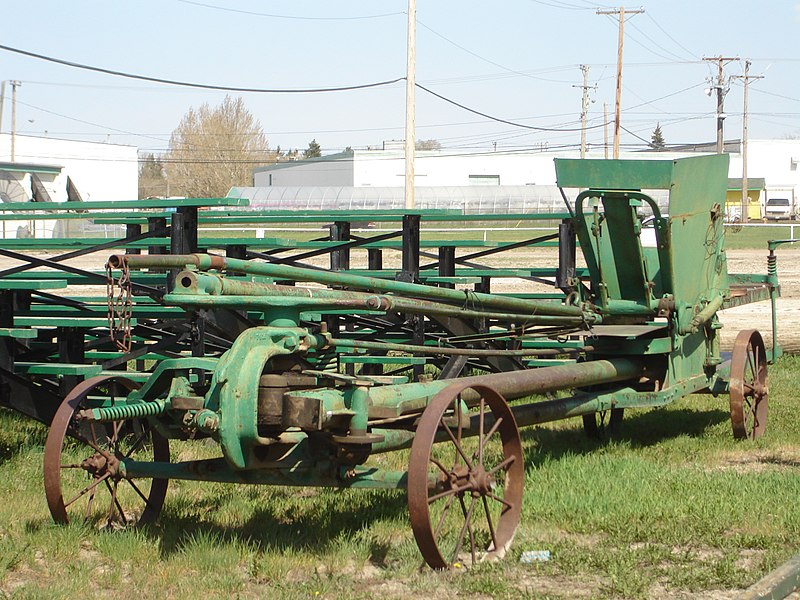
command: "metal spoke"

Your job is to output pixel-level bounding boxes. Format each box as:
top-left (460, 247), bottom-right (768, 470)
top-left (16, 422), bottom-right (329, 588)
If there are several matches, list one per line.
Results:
top-left (430, 457), bottom-right (451, 478)
top-left (486, 491), bottom-right (513, 510)
top-left (125, 479), bottom-right (153, 509)
top-left (450, 496), bottom-right (476, 565)
top-left (124, 430), bottom-right (149, 459)
top-left (487, 454), bottom-right (517, 476)
top-left (478, 398), bottom-right (485, 466)
top-left (441, 419), bottom-right (474, 471)
top-left (482, 495), bottom-right (498, 551)
top-left (480, 416), bottom-right (504, 451)
top-left (63, 472), bottom-right (111, 508)
top-left (433, 493), bottom-right (457, 540)
top-left (428, 482), bottom-right (472, 504)
top-left (85, 488), bottom-right (95, 520)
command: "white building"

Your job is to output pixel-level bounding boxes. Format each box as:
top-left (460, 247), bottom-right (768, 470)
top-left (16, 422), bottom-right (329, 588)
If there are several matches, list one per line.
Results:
top-left (252, 140), bottom-right (800, 214)
top-left (0, 133), bottom-right (138, 203)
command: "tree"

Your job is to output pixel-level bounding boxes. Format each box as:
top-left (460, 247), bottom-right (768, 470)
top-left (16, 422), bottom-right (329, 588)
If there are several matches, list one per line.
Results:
top-left (138, 152), bottom-right (167, 198)
top-left (650, 123), bottom-right (666, 150)
top-left (303, 139), bottom-right (322, 159)
top-left (415, 139), bottom-right (441, 151)
top-left (165, 96), bottom-right (273, 198)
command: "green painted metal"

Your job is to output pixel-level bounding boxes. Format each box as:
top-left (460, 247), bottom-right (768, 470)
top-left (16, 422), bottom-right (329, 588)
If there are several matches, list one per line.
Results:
top-left (0, 279), bottom-right (68, 290)
top-left (28, 156), bottom-right (779, 567)
top-left (113, 254), bottom-right (592, 320)
top-left (0, 197), bottom-right (248, 211)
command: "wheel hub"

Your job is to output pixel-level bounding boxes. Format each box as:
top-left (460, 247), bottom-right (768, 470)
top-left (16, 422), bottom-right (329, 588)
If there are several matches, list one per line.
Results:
top-left (80, 452), bottom-right (121, 478)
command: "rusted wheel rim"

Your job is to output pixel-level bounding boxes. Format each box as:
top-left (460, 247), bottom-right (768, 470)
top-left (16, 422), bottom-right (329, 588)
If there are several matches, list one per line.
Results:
top-left (408, 383), bottom-right (524, 569)
top-left (44, 375), bottom-right (169, 526)
top-left (729, 329), bottom-right (768, 440)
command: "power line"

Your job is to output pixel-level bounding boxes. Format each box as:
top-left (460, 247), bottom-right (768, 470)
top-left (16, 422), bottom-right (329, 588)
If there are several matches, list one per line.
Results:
top-left (0, 43), bottom-right (404, 93)
top-left (416, 19), bottom-right (576, 84)
top-left (174, 0), bottom-right (404, 20)
top-left (415, 83), bottom-right (606, 132)
top-left (644, 12), bottom-right (699, 60)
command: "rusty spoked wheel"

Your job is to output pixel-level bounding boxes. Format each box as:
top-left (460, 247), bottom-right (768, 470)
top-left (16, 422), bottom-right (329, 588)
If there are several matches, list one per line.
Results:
top-left (44, 375), bottom-right (169, 527)
top-left (729, 329), bottom-right (768, 440)
top-left (408, 383), bottom-right (524, 569)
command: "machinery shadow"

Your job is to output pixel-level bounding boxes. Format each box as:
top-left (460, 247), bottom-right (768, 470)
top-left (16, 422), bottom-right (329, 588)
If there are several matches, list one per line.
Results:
top-left (148, 486), bottom-right (408, 559)
top-left (519, 406), bottom-right (730, 467)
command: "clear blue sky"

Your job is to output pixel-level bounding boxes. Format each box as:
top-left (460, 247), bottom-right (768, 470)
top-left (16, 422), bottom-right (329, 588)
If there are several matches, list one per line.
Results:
top-left (3, 0), bottom-right (799, 157)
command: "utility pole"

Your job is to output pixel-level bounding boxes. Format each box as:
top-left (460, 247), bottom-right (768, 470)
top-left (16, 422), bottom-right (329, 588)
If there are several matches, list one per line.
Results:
top-left (603, 102), bottom-right (609, 159)
top-left (0, 81), bottom-right (6, 136)
top-left (10, 80), bottom-right (20, 162)
top-left (703, 56), bottom-right (738, 154)
top-left (404, 0), bottom-right (416, 210)
top-left (597, 6), bottom-right (644, 159)
top-left (732, 60), bottom-right (763, 224)
top-left (573, 65), bottom-right (595, 158)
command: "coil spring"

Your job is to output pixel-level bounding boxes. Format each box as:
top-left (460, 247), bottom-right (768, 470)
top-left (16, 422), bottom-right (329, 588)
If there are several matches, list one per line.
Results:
top-left (768, 253), bottom-right (778, 278)
top-left (91, 400), bottom-right (165, 422)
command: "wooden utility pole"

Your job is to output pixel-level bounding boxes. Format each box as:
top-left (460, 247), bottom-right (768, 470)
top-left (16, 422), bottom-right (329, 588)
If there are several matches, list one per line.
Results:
top-left (574, 65), bottom-right (595, 158)
top-left (404, 0), bottom-right (416, 209)
top-left (732, 60), bottom-right (763, 224)
top-left (0, 81), bottom-right (6, 136)
top-left (597, 6), bottom-right (644, 159)
top-left (703, 56), bottom-right (738, 154)
top-left (10, 80), bottom-right (20, 162)
top-left (603, 102), bottom-right (609, 159)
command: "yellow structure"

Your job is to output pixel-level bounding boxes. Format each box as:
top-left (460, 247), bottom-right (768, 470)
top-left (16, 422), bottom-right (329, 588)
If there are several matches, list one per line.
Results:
top-left (726, 177), bottom-right (765, 221)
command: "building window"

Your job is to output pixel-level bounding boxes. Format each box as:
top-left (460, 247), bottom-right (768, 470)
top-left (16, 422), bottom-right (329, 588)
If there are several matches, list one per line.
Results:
top-left (469, 174), bottom-right (500, 186)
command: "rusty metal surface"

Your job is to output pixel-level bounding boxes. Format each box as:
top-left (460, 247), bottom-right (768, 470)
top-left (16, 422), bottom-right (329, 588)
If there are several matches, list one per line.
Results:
top-left (729, 329), bottom-right (768, 440)
top-left (43, 375), bottom-right (169, 526)
top-left (408, 383), bottom-right (524, 569)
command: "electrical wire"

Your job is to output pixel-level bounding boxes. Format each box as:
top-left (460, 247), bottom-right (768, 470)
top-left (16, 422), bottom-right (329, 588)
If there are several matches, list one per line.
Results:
top-left (174, 0), bottom-right (403, 20)
top-left (0, 43), bottom-right (404, 93)
top-left (415, 83), bottom-right (606, 132)
top-left (416, 19), bottom-right (577, 84)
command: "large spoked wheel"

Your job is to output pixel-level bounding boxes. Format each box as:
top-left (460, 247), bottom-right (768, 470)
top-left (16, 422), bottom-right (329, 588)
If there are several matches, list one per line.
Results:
top-left (582, 408), bottom-right (624, 439)
top-left (408, 383), bottom-right (524, 570)
top-left (44, 375), bottom-right (170, 527)
top-left (729, 329), bottom-right (768, 440)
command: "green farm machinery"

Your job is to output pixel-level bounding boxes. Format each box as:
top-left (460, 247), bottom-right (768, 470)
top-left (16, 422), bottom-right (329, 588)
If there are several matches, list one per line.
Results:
top-left (42, 155), bottom-right (775, 569)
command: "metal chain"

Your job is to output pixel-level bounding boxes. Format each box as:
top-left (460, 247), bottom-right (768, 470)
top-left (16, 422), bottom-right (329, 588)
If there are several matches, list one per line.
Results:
top-left (106, 258), bottom-right (133, 352)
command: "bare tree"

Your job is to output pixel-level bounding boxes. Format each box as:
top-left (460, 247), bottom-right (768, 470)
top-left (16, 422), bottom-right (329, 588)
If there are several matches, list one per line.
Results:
top-left (165, 96), bottom-right (273, 198)
top-left (415, 139), bottom-right (442, 151)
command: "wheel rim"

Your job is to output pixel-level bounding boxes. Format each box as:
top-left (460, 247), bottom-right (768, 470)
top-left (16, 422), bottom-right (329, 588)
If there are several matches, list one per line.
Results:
top-left (408, 383), bottom-right (524, 569)
top-left (44, 375), bottom-right (170, 527)
top-left (729, 329), bottom-right (768, 440)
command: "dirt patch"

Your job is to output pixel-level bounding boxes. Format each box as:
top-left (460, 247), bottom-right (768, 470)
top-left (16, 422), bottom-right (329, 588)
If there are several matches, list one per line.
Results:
top-left (713, 448), bottom-right (800, 473)
top-left (513, 573), bottom-right (608, 598)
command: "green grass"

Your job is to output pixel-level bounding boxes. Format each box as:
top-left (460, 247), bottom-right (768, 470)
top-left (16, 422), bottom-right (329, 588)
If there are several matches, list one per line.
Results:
top-left (2, 357), bottom-right (800, 598)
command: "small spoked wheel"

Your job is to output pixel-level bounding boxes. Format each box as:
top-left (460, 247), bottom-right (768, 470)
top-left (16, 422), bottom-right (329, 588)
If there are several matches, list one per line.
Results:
top-left (729, 329), bottom-right (768, 440)
top-left (582, 408), bottom-right (624, 439)
top-left (44, 375), bottom-right (169, 527)
top-left (408, 383), bottom-right (524, 570)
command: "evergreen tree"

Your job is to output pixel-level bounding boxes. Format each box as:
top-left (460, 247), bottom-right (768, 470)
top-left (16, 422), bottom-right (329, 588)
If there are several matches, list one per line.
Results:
top-left (303, 139), bottom-right (322, 159)
top-left (138, 152), bottom-right (167, 198)
top-left (650, 123), bottom-right (666, 150)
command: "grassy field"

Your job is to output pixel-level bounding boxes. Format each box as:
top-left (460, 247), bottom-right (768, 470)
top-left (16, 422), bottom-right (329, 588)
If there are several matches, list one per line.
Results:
top-left (1, 356), bottom-right (799, 599)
